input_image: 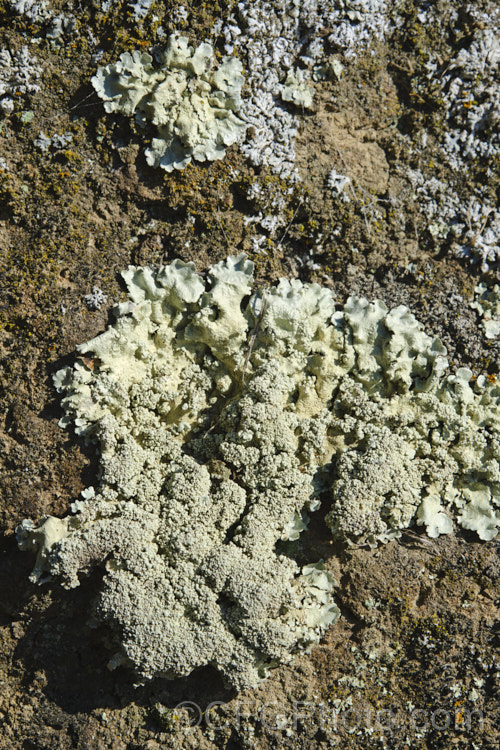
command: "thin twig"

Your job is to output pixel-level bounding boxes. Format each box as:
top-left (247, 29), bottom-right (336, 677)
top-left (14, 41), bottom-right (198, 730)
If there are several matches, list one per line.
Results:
top-left (334, 145), bottom-right (371, 236)
top-left (69, 90), bottom-right (100, 112)
top-left (278, 198), bottom-right (303, 246)
top-left (215, 192), bottom-right (231, 249)
top-left (241, 294), bottom-right (267, 383)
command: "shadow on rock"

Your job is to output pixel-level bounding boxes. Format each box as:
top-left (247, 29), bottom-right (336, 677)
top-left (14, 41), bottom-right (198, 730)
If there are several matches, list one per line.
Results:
top-left (13, 566), bottom-right (233, 714)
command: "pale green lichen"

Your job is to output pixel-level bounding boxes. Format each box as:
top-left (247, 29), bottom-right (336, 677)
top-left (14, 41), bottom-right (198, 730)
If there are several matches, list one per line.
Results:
top-left (471, 282), bottom-right (500, 339)
top-left (17, 517), bottom-right (69, 583)
top-left (92, 34), bottom-right (246, 171)
top-left (17, 255), bottom-right (500, 690)
top-left (324, 298), bottom-right (500, 545)
top-left (19, 255), bottom-right (340, 691)
top-left (281, 70), bottom-right (314, 109)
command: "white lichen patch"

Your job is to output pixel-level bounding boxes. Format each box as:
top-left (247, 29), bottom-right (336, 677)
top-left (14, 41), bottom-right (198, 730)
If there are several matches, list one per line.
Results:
top-left (8, 0), bottom-right (50, 23)
top-left (410, 14), bottom-right (500, 268)
top-left (400, 170), bottom-right (500, 271)
top-left (460, 203), bottom-right (500, 271)
top-left (220, 0), bottom-right (396, 180)
top-left (34, 130), bottom-right (73, 151)
top-left (0, 46), bottom-right (42, 114)
top-left (471, 282), bottom-right (500, 339)
top-left (327, 168), bottom-right (351, 198)
top-left (99, 0), bottom-right (155, 21)
top-left (83, 286), bottom-right (108, 310)
top-left (92, 33), bottom-right (246, 171)
top-left (129, 0), bottom-right (154, 20)
top-left (18, 256), bottom-right (500, 690)
top-left (433, 25), bottom-right (500, 169)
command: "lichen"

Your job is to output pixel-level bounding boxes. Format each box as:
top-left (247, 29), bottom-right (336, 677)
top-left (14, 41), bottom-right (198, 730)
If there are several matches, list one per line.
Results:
top-left (19, 255), bottom-right (340, 690)
top-left (471, 282), bottom-right (500, 339)
top-left (324, 297), bottom-right (500, 545)
top-left (17, 255), bottom-right (500, 691)
top-left (281, 71), bottom-right (314, 109)
top-left (0, 45), bottom-right (42, 114)
top-left (92, 33), bottom-right (246, 171)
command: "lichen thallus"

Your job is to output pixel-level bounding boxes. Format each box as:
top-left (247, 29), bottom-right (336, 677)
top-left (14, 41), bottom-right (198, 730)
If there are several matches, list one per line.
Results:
top-left (199, 194), bottom-right (304, 440)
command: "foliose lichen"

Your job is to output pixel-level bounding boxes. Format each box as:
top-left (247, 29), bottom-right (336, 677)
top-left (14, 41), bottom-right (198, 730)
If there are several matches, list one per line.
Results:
top-left (281, 71), bottom-right (314, 109)
top-left (0, 46), bottom-right (42, 115)
top-left (92, 33), bottom-right (246, 171)
top-left (8, 0), bottom-right (50, 23)
top-left (17, 255), bottom-right (500, 690)
top-left (19, 256), bottom-right (341, 690)
top-left (471, 282), bottom-right (500, 339)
